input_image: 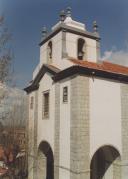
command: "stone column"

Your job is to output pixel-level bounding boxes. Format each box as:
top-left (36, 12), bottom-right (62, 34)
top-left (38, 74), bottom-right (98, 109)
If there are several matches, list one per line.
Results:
top-left (37, 150), bottom-right (46, 179)
top-left (33, 90), bottom-right (38, 179)
top-left (28, 90), bottom-right (38, 179)
top-left (62, 30), bottom-right (68, 58)
top-left (54, 83), bottom-right (60, 179)
top-left (96, 39), bottom-right (100, 61)
top-left (113, 157), bottom-right (121, 179)
top-left (121, 84), bottom-right (128, 179)
top-left (70, 76), bottom-right (90, 179)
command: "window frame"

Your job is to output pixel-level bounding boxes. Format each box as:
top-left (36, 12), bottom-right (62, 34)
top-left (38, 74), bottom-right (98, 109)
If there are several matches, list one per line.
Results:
top-left (42, 90), bottom-right (50, 119)
top-left (63, 86), bottom-right (68, 103)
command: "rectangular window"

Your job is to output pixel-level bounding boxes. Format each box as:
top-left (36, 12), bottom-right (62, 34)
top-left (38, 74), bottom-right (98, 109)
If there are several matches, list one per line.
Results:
top-left (30, 96), bottom-right (34, 109)
top-left (43, 91), bottom-right (49, 118)
top-left (63, 86), bottom-right (68, 102)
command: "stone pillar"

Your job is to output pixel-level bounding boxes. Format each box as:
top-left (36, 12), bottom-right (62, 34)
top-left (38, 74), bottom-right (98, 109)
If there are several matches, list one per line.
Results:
top-left (70, 76), bottom-right (90, 179)
top-left (121, 84), bottom-right (128, 179)
top-left (33, 90), bottom-right (38, 179)
top-left (113, 157), bottom-right (121, 179)
top-left (37, 150), bottom-right (46, 179)
top-left (62, 30), bottom-right (68, 58)
top-left (96, 39), bottom-right (100, 61)
top-left (54, 83), bottom-right (60, 179)
top-left (28, 90), bottom-right (38, 179)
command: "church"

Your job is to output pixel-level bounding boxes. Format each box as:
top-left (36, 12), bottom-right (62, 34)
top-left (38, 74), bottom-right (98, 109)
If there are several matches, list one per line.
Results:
top-left (24, 8), bottom-right (128, 179)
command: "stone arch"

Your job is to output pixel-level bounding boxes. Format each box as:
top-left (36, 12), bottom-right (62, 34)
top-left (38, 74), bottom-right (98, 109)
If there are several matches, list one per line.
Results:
top-left (90, 145), bottom-right (121, 179)
top-left (37, 141), bottom-right (54, 179)
top-left (77, 38), bottom-right (86, 60)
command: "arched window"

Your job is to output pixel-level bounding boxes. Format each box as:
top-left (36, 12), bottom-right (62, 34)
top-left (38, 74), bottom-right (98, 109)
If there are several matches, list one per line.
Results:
top-left (47, 41), bottom-right (52, 63)
top-left (77, 38), bottom-right (86, 60)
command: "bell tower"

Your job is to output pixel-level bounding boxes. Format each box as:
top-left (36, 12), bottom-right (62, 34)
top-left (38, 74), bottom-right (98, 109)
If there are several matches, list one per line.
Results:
top-left (37, 7), bottom-right (100, 73)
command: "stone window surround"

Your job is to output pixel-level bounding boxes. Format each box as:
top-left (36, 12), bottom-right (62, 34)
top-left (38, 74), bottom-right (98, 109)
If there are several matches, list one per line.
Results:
top-left (42, 90), bottom-right (50, 119)
top-left (63, 86), bottom-right (68, 103)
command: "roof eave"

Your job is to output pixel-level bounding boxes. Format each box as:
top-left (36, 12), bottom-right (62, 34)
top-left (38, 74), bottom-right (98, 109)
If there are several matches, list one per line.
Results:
top-left (24, 64), bottom-right (60, 94)
top-left (53, 66), bottom-right (128, 83)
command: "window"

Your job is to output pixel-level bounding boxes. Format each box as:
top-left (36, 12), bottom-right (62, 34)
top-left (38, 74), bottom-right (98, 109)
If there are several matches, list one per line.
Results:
top-left (30, 96), bottom-right (34, 109)
top-left (43, 91), bottom-right (49, 118)
top-left (77, 38), bottom-right (86, 60)
top-left (63, 86), bottom-right (68, 102)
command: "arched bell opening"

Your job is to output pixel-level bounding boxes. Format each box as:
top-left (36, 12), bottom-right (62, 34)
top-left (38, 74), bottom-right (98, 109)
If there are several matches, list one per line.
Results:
top-left (47, 41), bottom-right (52, 63)
top-left (77, 38), bottom-right (86, 60)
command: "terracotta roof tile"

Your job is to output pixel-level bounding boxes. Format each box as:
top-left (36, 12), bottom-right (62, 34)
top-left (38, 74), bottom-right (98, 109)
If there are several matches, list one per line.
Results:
top-left (69, 59), bottom-right (128, 75)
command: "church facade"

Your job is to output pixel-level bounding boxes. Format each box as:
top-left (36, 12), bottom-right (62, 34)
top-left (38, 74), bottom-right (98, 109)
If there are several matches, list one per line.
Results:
top-left (25, 8), bottom-right (128, 179)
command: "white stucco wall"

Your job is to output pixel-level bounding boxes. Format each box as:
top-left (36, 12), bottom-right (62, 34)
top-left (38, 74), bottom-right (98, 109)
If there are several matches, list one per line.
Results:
top-left (32, 31), bottom-right (73, 78)
top-left (59, 80), bottom-right (71, 179)
top-left (66, 33), bottom-right (97, 62)
top-left (37, 73), bottom-right (55, 152)
top-left (89, 78), bottom-right (122, 158)
top-left (40, 32), bottom-right (62, 67)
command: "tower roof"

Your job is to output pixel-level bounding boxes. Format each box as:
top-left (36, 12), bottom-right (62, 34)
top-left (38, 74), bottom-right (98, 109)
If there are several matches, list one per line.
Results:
top-left (39, 8), bottom-right (100, 46)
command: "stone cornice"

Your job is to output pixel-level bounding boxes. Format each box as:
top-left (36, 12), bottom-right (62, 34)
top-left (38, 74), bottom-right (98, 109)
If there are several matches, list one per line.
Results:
top-left (39, 23), bottom-right (100, 46)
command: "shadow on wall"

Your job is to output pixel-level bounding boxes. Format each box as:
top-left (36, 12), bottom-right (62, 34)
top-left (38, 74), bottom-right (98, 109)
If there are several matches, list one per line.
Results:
top-left (90, 145), bottom-right (121, 179)
top-left (38, 141), bottom-right (54, 179)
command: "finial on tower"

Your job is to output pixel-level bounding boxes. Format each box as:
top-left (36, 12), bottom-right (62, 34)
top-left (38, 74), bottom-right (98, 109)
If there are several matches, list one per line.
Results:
top-left (66, 7), bottom-right (72, 17)
top-left (93, 21), bottom-right (98, 32)
top-left (60, 10), bottom-right (66, 22)
top-left (42, 26), bottom-right (47, 39)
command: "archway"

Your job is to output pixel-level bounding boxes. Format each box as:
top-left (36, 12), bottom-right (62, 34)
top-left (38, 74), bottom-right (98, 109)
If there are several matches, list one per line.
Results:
top-left (90, 145), bottom-right (121, 179)
top-left (37, 141), bottom-right (54, 179)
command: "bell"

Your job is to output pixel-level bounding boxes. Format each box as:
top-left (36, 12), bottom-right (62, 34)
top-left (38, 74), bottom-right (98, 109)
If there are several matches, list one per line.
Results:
top-left (78, 51), bottom-right (83, 57)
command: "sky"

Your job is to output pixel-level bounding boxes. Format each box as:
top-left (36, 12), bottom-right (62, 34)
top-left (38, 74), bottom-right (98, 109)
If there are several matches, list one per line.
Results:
top-left (0, 0), bottom-right (128, 88)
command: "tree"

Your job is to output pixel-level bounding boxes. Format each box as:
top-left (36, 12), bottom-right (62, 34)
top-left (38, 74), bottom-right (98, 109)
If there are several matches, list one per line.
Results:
top-left (0, 16), bottom-right (12, 84)
top-left (0, 16), bottom-right (28, 178)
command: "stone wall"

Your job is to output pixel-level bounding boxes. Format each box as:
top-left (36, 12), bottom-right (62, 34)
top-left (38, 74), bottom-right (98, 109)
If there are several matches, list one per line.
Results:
top-left (54, 83), bottom-right (60, 179)
top-left (27, 90), bottom-right (38, 179)
top-left (70, 75), bottom-right (90, 179)
top-left (33, 90), bottom-right (38, 179)
top-left (121, 84), bottom-right (128, 179)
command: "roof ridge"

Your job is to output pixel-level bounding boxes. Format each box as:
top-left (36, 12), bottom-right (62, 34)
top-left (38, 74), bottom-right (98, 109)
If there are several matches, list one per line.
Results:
top-left (103, 61), bottom-right (128, 69)
top-left (68, 58), bottom-right (128, 75)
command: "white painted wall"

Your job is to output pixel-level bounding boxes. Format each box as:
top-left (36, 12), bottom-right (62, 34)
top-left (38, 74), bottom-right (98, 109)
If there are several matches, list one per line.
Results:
top-left (66, 33), bottom-right (97, 62)
top-left (32, 31), bottom-right (73, 78)
top-left (37, 73), bottom-right (55, 152)
top-left (59, 80), bottom-right (71, 179)
top-left (89, 78), bottom-right (122, 158)
top-left (40, 32), bottom-right (62, 67)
